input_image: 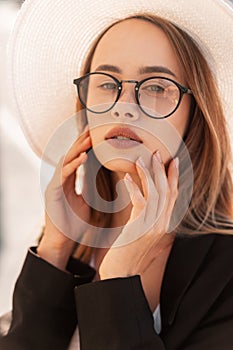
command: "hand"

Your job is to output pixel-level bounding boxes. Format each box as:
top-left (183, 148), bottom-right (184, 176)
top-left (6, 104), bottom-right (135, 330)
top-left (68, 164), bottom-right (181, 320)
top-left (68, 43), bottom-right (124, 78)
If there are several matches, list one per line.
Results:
top-left (99, 152), bottom-right (179, 279)
top-left (37, 129), bottom-right (92, 270)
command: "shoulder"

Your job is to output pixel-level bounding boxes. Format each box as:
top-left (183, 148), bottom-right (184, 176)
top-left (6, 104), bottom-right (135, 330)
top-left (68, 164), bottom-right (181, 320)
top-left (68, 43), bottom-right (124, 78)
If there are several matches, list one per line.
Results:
top-left (171, 232), bottom-right (233, 281)
top-left (200, 233), bottom-right (233, 287)
top-left (211, 232), bottom-right (233, 248)
top-left (166, 232), bottom-right (233, 313)
top-left (208, 233), bottom-right (233, 274)
top-left (176, 232), bottom-right (233, 256)
top-left (206, 233), bottom-right (233, 264)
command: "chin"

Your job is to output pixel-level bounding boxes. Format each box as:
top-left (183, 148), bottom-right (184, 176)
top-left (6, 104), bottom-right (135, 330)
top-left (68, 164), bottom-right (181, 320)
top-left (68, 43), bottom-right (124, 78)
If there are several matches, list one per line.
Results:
top-left (93, 145), bottom-right (138, 174)
top-left (103, 159), bottom-right (138, 174)
top-left (92, 141), bottom-right (173, 174)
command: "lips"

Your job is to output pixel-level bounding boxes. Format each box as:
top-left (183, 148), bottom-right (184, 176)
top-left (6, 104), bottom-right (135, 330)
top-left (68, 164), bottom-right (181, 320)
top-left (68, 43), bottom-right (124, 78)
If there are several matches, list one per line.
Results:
top-left (105, 127), bottom-right (142, 143)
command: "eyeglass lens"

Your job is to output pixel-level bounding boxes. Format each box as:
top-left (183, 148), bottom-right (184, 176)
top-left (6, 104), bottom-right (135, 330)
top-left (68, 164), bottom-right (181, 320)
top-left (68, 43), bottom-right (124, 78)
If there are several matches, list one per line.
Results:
top-left (78, 73), bottom-right (181, 118)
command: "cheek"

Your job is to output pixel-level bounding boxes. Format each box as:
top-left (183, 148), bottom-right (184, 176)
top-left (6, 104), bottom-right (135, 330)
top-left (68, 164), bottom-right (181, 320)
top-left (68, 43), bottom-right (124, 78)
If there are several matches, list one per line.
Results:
top-left (170, 96), bottom-right (192, 137)
top-left (89, 129), bottom-right (105, 150)
top-left (86, 113), bottom-right (103, 146)
top-left (140, 118), bottom-right (188, 164)
top-left (172, 116), bottom-right (190, 138)
top-left (89, 130), bottom-right (98, 146)
top-left (142, 135), bottom-right (173, 165)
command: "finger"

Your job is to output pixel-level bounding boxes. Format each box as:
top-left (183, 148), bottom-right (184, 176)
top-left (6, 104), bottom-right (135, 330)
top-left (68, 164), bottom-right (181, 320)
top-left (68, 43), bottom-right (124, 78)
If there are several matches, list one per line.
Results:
top-left (152, 151), bottom-right (168, 218)
top-left (64, 133), bottom-right (91, 164)
top-left (135, 157), bottom-right (158, 202)
top-left (135, 157), bottom-right (161, 232)
top-left (124, 173), bottom-right (146, 221)
top-left (166, 157), bottom-right (179, 213)
top-left (156, 158), bottom-right (179, 233)
top-left (62, 152), bottom-right (87, 183)
top-left (82, 124), bottom-right (89, 133)
top-left (48, 156), bottom-right (65, 189)
top-left (64, 134), bottom-right (92, 165)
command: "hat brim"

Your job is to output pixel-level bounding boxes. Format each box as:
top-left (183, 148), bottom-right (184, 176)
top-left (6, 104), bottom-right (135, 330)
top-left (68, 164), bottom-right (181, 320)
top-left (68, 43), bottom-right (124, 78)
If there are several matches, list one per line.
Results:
top-left (7, 0), bottom-right (233, 164)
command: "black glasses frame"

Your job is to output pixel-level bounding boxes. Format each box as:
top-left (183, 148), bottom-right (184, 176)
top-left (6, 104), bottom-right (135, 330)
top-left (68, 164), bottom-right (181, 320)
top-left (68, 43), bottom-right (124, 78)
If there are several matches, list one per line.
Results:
top-left (73, 72), bottom-right (193, 119)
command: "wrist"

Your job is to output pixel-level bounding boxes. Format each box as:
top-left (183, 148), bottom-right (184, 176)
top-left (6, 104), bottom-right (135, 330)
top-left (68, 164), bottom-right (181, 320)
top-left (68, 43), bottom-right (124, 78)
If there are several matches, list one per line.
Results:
top-left (37, 234), bottom-right (75, 271)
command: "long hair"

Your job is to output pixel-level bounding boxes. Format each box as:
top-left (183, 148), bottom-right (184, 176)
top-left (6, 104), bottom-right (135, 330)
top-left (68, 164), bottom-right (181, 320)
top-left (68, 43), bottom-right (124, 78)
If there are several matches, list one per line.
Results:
top-left (73, 14), bottom-right (233, 262)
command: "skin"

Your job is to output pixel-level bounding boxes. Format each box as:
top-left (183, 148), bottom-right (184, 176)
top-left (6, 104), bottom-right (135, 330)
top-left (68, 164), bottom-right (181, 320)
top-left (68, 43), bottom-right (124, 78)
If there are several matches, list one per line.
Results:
top-left (38, 18), bottom-right (192, 311)
top-left (87, 18), bottom-right (191, 184)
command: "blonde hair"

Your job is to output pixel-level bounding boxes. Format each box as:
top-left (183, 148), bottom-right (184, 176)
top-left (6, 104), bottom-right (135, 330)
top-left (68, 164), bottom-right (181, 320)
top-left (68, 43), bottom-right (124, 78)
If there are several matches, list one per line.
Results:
top-left (73, 14), bottom-right (233, 262)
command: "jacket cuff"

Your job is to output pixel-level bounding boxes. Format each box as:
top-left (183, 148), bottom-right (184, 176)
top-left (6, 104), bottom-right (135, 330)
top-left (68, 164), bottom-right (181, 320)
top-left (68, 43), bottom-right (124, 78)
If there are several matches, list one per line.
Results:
top-left (75, 276), bottom-right (157, 348)
top-left (4, 247), bottom-right (96, 349)
top-left (16, 247), bottom-right (96, 310)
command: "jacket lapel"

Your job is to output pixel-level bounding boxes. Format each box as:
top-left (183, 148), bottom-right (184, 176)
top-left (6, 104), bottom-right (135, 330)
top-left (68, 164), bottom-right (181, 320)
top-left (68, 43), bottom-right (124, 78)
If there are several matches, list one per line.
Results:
top-left (160, 233), bottom-right (216, 329)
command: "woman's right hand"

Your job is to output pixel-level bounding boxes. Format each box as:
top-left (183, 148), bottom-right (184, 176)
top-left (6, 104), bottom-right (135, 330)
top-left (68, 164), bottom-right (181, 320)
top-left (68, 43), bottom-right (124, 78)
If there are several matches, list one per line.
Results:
top-left (37, 129), bottom-right (92, 271)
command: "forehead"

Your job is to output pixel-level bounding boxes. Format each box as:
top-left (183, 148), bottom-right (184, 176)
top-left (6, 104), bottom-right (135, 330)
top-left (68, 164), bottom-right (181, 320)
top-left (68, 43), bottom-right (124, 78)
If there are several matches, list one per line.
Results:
top-left (90, 18), bottom-right (183, 79)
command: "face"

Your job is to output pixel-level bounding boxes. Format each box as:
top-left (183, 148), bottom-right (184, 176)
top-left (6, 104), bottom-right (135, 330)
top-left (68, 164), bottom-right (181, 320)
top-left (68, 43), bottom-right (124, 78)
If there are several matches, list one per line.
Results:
top-left (86, 18), bottom-right (191, 176)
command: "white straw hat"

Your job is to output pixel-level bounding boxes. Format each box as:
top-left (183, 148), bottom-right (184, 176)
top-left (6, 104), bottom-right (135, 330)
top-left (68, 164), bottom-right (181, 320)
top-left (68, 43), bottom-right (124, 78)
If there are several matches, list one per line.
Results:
top-left (7, 0), bottom-right (233, 164)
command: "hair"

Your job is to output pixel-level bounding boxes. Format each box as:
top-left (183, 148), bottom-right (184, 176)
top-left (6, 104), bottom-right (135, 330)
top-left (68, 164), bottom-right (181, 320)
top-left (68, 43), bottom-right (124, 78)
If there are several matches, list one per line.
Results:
top-left (73, 14), bottom-right (233, 262)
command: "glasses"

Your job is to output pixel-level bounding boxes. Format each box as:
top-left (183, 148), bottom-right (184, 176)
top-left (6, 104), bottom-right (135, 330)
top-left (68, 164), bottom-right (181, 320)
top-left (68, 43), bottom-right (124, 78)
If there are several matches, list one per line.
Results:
top-left (73, 72), bottom-right (192, 119)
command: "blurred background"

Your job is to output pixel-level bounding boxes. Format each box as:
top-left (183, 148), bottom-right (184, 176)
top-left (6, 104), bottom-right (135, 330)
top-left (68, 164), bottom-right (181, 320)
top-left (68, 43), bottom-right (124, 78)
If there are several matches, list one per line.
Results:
top-left (0, 0), bottom-right (233, 316)
top-left (0, 0), bottom-right (44, 315)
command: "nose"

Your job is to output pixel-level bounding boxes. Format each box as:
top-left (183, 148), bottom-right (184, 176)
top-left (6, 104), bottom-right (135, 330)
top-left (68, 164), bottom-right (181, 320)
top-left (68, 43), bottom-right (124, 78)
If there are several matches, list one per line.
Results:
top-left (111, 102), bottom-right (140, 120)
top-left (111, 82), bottom-right (140, 121)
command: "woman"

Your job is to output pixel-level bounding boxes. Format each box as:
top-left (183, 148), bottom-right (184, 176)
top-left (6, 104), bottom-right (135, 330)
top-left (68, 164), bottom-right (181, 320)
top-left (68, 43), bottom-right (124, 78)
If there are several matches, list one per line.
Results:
top-left (1, 0), bottom-right (233, 349)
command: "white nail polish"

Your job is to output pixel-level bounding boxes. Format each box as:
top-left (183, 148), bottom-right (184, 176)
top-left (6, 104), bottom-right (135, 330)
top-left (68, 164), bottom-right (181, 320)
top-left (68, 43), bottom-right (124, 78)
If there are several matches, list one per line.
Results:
top-left (174, 157), bottom-right (179, 170)
top-left (137, 157), bottom-right (145, 167)
top-left (125, 173), bottom-right (133, 183)
top-left (124, 173), bottom-right (134, 198)
top-left (155, 150), bottom-right (162, 163)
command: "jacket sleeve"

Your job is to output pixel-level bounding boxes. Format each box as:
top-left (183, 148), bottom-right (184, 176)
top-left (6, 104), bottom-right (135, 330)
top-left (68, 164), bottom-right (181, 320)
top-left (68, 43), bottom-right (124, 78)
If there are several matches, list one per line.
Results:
top-left (75, 276), bottom-right (165, 349)
top-left (0, 247), bottom-right (96, 350)
top-left (75, 275), bottom-right (233, 350)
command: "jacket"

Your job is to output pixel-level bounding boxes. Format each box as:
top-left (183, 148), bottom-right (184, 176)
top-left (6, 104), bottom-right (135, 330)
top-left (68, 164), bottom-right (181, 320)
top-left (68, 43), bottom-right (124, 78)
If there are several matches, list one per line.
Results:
top-left (0, 233), bottom-right (232, 349)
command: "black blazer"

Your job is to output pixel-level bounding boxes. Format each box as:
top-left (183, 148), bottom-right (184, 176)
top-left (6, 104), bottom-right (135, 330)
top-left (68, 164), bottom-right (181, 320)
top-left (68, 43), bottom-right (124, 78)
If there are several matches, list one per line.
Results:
top-left (0, 233), bottom-right (233, 349)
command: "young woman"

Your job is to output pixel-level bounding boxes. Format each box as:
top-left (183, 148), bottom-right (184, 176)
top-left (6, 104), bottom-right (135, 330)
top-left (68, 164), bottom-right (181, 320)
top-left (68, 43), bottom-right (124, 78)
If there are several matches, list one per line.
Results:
top-left (1, 0), bottom-right (233, 349)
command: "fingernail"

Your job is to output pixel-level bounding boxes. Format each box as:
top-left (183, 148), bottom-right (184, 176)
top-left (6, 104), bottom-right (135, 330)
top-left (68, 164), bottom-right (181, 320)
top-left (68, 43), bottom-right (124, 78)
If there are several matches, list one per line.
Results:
top-left (124, 173), bottom-right (133, 183)
top-left (124, 173), bottom-right (134, 197)
top-left (80, 152), bottom-right (87, 164)
top-left (174, 157), bottom-right (179, 170)
top-left (137, 157), bottom-right (145, 167)
top-left (154, 150), bottom-right (162, 163)
top-left (83, 125), bottom-right (89, 132)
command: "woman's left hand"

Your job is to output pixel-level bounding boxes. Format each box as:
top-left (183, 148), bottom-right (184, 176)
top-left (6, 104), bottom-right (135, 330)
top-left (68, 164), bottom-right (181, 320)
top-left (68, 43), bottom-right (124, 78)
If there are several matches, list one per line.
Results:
top-left (99, 152), bottom-right (179, 280)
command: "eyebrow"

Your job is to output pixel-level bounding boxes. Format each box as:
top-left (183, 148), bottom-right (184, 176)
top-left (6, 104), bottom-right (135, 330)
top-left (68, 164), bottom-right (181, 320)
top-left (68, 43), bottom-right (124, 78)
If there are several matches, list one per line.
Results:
top-left (139, 66), bottom-right (176, 78)
top-left (94, 64), bottom-right (121, 74)
top-left (94, 64), bottom-right (177, 78)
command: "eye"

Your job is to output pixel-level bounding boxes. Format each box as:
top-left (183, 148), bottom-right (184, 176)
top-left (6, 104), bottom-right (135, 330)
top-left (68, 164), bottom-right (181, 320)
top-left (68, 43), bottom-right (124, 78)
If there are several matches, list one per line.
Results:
top-left (98, 82), bottom-right (118, 90)
top-left (142, 84), bottom-right (165, 93)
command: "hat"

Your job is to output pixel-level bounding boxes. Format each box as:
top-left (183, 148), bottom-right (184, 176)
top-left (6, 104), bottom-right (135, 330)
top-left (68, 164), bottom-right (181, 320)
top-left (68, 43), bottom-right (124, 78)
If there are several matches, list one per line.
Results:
top-left (7, 0), bottom-right (233, 164)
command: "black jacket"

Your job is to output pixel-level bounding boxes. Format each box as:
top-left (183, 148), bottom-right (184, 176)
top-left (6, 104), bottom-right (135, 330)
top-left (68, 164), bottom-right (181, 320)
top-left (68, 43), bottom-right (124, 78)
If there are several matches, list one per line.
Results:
top-left (0, 233), bottom-right (233, 349)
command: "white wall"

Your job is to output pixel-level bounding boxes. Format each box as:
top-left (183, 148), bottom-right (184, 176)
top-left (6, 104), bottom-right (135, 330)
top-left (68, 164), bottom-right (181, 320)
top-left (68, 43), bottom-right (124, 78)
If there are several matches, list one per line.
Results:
top-left (0, 1), bottom-right (43, 315)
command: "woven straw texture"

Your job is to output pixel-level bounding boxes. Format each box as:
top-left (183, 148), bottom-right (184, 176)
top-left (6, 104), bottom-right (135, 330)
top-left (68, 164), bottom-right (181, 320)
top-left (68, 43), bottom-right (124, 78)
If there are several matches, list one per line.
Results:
top-left (7, 0), bottom-right (233, 163)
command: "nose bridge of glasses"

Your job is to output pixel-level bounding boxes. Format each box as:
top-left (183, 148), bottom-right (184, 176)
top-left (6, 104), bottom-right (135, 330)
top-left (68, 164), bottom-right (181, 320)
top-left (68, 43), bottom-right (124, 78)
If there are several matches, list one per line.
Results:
top-left (118, 79), bottom-right (139, 102)
top-left (111, 80), bottom-right (139, 119)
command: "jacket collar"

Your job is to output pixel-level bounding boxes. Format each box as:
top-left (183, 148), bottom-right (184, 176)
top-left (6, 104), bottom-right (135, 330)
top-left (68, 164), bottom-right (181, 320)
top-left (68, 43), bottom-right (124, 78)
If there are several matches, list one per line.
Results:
top-left (160, 233), bottom-right (216, 328)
